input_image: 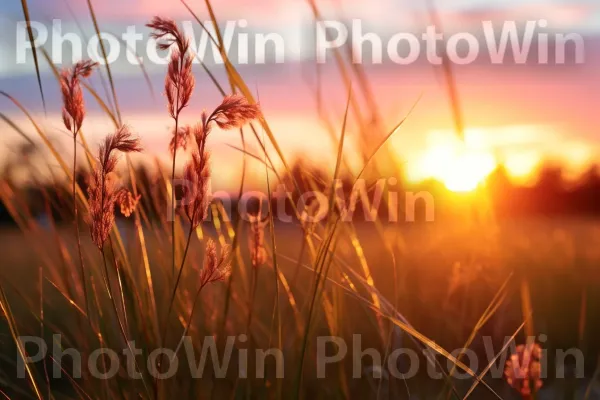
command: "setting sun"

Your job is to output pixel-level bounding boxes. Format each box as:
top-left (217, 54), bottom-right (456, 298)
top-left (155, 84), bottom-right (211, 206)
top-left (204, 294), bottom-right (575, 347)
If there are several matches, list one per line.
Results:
top-left (441, 152), bottom-right (497, 192)
top-left (406, 131), bottom-right (497, 192)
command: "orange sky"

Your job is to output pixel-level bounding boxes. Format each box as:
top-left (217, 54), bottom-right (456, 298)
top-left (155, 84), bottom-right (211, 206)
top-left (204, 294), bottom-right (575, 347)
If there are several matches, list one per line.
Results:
top-left (1, 0), bottom-right (599, 191)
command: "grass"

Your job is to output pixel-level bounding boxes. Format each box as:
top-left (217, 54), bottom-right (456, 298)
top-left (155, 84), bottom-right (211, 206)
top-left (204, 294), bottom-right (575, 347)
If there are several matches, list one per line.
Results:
top-left (0, 218), bottom-right (599, 398)
top-left (0, 0), bottom-right (599, 399)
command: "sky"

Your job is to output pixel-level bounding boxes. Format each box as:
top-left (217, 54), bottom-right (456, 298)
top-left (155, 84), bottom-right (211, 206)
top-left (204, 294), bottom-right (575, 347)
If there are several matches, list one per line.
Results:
top-left (1, 0), bottom-right (599, 191)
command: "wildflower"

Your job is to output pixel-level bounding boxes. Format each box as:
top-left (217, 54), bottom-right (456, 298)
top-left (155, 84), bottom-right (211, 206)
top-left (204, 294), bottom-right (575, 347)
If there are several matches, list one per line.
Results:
top-left (60, 60), bottom-right (97, 135)
top-left (504, 342), bottom-right (543, 398)
top-left (88, 126), bottom-right (142, 249)
top-left (199, 238), bottom-right (232, 287)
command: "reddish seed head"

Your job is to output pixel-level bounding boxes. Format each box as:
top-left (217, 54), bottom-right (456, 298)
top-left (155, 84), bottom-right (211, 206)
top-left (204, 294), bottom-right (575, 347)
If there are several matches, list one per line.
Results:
top-left (210, 95), bottom-right (261, 130)
top-left (88, 126), bottom-right (142, 249)
top-left (147, 16), bottom-right (194, 119)
top-left (60, 60), bottom-right (98, 135)
top-left (117, 190), bottom-right (141, 217)
top-left (146, 16), bottom-right (188, 54)
top-left (199, 238), bottom-right (232, 287)
top-left (169, 125), bottom-right (192, 155)
top-left (173, 97), bottom-right (261, 229)
top-left (182, 151), bottom-right (211, 228)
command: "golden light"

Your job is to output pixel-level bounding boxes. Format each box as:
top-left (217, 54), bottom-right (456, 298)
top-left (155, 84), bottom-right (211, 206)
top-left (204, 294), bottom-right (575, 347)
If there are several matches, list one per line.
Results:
top-left (406, 131), bottom-right (497, 192)
top-left (503, 151), bottom-right (542, 186)
top-left (441, 152), bottom-right (497, 192)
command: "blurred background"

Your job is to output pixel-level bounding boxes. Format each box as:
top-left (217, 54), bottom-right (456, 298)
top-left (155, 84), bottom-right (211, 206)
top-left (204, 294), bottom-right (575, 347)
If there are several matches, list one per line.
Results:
top-left (1, 0), bottom-right (599, 196)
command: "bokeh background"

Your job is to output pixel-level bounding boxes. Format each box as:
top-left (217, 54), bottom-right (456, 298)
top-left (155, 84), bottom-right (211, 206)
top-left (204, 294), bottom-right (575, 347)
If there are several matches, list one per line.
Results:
top-left (2, 0), bottom-right (599, 193)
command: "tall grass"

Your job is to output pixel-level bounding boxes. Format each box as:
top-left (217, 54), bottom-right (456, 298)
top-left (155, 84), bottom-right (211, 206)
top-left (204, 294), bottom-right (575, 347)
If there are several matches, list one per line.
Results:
top-left (0, 0), bottom-right (596, 399)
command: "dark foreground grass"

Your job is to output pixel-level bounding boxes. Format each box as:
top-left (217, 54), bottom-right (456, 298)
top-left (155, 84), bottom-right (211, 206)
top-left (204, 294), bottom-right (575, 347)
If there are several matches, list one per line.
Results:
top-left (0, 217), bottom-right (599, 399)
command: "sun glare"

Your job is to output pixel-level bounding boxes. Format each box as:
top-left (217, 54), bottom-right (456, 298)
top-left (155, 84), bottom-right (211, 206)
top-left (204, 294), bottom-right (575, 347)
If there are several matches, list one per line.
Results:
top-left (441, 152), bottom-right (497, 192)
top-left (407, 132), bottom-right (497, 192)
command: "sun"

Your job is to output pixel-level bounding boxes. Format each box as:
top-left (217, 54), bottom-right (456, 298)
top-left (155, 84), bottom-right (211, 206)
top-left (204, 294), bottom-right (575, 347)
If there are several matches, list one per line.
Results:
top-left (440, 152), bottom-right (497, 192)
top-left (407, 135), bottom-right (497, 192)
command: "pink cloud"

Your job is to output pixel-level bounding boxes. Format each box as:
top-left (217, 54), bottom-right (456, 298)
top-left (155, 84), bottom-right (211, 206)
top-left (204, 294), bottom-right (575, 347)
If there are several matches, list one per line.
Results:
top-left (431, 3), bottom-right (596, 30)
top-left (64, 0), bottom-right (295, 21)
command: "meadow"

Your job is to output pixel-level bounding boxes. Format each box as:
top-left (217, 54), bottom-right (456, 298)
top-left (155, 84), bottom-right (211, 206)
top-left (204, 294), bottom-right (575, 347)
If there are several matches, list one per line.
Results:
top-left (0, 216), bottom-right (599, 399)
top-left (0, 0), bottom-right (599, 399)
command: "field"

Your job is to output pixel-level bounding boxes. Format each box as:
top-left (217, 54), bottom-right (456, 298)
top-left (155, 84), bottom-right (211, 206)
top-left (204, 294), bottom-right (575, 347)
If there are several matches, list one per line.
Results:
top-left (1, 0), bottom-right (599, 399)
top-left (0, 214), bottom-right (599, 398)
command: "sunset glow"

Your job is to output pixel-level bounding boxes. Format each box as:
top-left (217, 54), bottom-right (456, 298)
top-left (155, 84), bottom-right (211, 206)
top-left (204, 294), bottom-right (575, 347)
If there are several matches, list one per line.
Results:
top-left (1, 0), bottom-right (599, 396)
top-left (406, 130), bottom-right (497, 192)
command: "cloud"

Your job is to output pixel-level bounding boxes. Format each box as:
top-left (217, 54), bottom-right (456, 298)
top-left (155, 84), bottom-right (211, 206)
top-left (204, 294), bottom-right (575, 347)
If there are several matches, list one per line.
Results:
top-left (424, 3), bottom-right (597, 31)
top-left (64, 0), bottom-right (295, 21)
top-left (6, 0), bottom-right (598, 35)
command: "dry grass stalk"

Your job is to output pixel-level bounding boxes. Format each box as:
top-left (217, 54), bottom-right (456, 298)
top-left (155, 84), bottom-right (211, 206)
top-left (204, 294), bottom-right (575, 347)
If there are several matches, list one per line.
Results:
top-left (200, 238), bottom-right (232, 287)
top-left (169, 125), bottom-right (191, 155)
top-left (60, 59), bottom-right (97, 325)
top-left (181, 95), bottom-right (261, 228)
top-left (166, 239), bottom-right (232, 373)
top-left (249, 211), bottom-right (268, 268)
top-left (84, 126), bottom-right (148, 397)
top-left (147, 17), bottom-right (194, 120)
top-left (157, 95), bottom-right (260, 387)
top-left (147, 16), bottom-right (196, 281)
top-left (60, 60), bottom-right (97, 136)
top-left (117, 190), bottom-right (141, 217)
top-left (87, 126), bottom-right (142, 249)
top-left (210, 94), bottom-right (261, 130)
top-left (183, 148), bottom-right (210, 228)
top-left (245, 210), bottom-right (268, 336)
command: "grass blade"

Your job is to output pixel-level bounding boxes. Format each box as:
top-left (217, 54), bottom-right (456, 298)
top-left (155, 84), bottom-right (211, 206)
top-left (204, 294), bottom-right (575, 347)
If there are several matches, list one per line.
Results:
top-left (0, 284), bottom-right (43, 399)
top-left (86, 0), bottom-right (121, 123)
top-left (19, 0), bottom-right (46, 113)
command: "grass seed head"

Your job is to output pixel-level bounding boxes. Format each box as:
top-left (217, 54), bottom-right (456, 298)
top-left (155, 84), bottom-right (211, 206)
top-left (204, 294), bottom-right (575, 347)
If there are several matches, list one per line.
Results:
top-left (183, 151), bottom-right (211, 228)
top-left (147, 16), bottom-right (195, 119)
top-left (88, 126), bottom-right (142, 248)
top-left (200, 238), bottom-right (232, 287)
top-left (169, 125), bottom-right (192, 155)
top-left (211, 95), bottom-right (261, 130)
top-left (60, 60), bottom-right (98, 135)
